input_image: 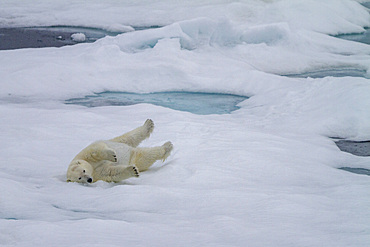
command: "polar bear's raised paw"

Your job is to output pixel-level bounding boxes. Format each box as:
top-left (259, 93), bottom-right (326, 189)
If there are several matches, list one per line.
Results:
top-left (144, 119), bottom-right (154, 135)
top-left (162, 141), bottom-right (173, 161)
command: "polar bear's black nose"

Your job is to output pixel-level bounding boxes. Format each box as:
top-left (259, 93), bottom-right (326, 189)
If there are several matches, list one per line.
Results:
top-left (87, 178), bottom-right (92, 183)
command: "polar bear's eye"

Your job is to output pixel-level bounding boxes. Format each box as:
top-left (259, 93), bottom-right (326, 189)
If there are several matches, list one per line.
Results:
top-left (79, 177), bottom-right (81, 180)
top-left (83, 170), bottom-right (85, 173)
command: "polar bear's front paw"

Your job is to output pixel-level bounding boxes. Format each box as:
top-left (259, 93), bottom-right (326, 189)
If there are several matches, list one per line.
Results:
top-left (144, 119), bottom-right (154, 135)
top-left (125, 166), bottom-right (140, 177)
top-left (106, 149), bottom-right (117, 162)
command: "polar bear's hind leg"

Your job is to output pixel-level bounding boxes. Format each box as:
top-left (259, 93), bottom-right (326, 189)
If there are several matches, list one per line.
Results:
top-left (110, 119), bottom-right (154, 147)
top-left (131, 141), bottom-right (173, 172)
top-left (161, 141), bottom-right (173, 161)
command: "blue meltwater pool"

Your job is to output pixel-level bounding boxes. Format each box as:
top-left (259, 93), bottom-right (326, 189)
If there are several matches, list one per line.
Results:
top-left (65, 91), bottom-right (249, 115)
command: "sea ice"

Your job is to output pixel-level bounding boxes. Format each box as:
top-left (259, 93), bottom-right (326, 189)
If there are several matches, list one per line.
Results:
top-left (0, 1), bottom-right (370, 247)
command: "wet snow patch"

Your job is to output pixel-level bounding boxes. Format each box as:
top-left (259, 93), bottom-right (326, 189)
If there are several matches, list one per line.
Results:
top-left (65, 91), bottom-right (248, 115)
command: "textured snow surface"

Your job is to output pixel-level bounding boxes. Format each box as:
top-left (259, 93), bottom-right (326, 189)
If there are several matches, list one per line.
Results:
top-left (1, 1), bottom-right (370, 246)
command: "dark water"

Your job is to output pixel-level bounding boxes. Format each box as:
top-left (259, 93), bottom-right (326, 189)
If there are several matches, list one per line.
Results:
top-left (0, 25), bottom-right (161, 50)
top-left (334, 2), bottom-right (370, 45)
top-left (0, 27), bottom-right (74, 50)
top-left (363, 2), bottom-right (370, 9)
top-left (65, 91), bottom-right (248, 115)
top-left (335, 140), bottom-right (370, 176)
top-left (283, 68), bottom-right (368, 79)
top-left (0, 26), bottom-right (120, 50)
top-left (335, 140), bottom-right (370, 157)
top-left (339, 167), bottom-right (370, 176)
top-left (336, 28), bottom-right (370, 45)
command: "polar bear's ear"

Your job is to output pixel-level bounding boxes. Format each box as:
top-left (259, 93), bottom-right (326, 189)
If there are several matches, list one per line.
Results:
top-left (77, 161), bottom-right (81, 165)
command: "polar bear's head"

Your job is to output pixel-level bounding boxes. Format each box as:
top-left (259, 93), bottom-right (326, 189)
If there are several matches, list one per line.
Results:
top-left (67, 160), bottom-right (94, 183)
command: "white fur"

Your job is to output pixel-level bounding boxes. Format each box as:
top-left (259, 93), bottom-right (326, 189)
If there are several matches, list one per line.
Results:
top-left (67, 119), bottom-right (173, 183)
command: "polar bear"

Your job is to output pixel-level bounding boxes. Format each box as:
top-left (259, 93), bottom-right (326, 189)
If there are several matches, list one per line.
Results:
top-left (67, 119), bottom-right (173, 183)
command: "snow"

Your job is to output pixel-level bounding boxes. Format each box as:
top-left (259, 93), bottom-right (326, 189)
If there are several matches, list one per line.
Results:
top-left (71, 33), bottom-right (86, 42)
top-left (1, 1), bottom-right (370, 246)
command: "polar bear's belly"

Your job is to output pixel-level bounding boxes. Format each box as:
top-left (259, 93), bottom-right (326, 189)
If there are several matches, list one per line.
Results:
top-left (103, 141), bottom-right (133, 166)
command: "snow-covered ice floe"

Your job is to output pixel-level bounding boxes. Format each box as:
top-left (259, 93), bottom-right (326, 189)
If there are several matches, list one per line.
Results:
top-left (0, 1), bottom-right (370, 246)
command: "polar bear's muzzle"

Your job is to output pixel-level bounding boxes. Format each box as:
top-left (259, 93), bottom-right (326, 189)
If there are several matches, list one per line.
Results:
top-left (80, 175), bottom-right (93, 183)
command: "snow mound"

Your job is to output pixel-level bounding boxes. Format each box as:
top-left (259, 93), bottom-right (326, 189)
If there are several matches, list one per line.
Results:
top-left (241, 23), bottom-right (291, 45)
top-left (71, 33), bottom-right (86, 42)
top-left (99, 18), bottom-right (291, 52)
top-left (105, 24), bottom-right (135, 33)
